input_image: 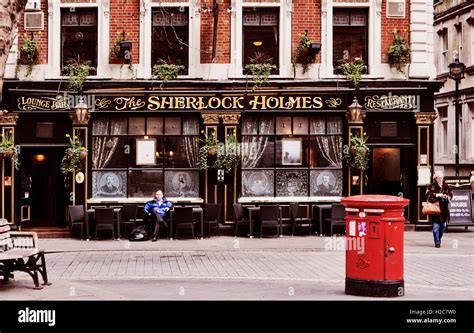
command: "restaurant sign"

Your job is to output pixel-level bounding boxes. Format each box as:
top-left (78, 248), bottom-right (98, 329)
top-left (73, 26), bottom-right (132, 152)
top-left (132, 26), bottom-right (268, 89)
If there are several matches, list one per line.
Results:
top-left (16, 93), bottom-right (420, 112)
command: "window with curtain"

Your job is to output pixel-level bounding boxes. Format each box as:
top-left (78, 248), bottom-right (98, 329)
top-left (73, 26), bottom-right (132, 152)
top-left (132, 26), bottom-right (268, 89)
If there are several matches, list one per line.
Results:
top-left (241, 115), bottom-right (343, 198)
top-left (91, 116), bottom-right (200, 198)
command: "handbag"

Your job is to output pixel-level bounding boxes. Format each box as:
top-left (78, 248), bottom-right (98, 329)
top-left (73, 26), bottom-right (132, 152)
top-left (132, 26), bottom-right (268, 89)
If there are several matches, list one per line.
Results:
top-left (422, 201), bottom-right (441, 215)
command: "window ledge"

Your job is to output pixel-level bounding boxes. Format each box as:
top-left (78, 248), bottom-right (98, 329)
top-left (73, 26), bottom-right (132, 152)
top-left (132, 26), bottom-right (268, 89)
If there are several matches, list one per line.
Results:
top-left (238, 196), bottom-right (342, 203)
top-left (88, 197), bottom-right (204, 204)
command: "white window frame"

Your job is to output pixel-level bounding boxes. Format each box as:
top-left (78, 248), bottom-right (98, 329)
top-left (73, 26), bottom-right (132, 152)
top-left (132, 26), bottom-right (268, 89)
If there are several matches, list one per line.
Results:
top-left (437, 106), bottom-right (448, 158)
top-left (470, 103), bottom-right (474, 160)
top-left (140, 1), bottom-right (199, 79)
top-left (470, 23), bottom-right (474, 66)
top-left (47, 1), bottom-right (109, 79)
top-left (456, 23), bottom-right (463, 62)
top-left (386, 0), bottom-right (405, 19)
top-left (229, 0), bottom-right (293, 78)
top-left (321, 1), bottom-right (382, 78)
top-left (440, 30), bottom-right (449, 72)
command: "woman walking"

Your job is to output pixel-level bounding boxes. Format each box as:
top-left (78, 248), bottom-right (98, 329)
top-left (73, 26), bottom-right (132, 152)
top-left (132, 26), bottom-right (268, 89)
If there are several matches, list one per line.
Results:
top-left (425, 171), bottom-right (453, 248)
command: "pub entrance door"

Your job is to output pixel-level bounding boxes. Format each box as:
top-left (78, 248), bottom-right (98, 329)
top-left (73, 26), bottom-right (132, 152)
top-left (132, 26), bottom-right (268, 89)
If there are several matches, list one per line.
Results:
top-left (203, 125), bottom-right (238, 224)
top-left (18, 147), bottom-right (68, 228)
top-left (366, 146), bottom-right (415, 220)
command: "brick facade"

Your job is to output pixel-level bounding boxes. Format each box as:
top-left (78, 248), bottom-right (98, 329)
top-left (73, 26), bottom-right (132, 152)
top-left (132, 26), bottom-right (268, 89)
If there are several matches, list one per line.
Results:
top-left (109, 0), bottom-right (140, 64)
top-left (381, 0), bottom-right (411, 63)
top-left (17, 0), bottom-right (48, 65)
top-left (200, 0), bottom-right (231, 64)
top-left (292, 0), bottom-right (322, 63)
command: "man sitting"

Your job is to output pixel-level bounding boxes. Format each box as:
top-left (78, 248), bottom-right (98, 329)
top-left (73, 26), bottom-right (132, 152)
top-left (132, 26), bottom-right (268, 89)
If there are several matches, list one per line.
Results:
top-left (144, 190), bottom-right (173, 242)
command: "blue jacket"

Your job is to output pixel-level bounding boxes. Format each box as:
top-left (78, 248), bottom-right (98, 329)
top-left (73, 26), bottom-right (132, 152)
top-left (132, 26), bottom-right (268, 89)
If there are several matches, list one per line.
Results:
top-left (144, 197), bottom-right (173, 217)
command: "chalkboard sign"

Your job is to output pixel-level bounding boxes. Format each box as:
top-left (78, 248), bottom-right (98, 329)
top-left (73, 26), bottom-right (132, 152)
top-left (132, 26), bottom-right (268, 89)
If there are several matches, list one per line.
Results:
top-left (449, 189), bottom-right (473, 225)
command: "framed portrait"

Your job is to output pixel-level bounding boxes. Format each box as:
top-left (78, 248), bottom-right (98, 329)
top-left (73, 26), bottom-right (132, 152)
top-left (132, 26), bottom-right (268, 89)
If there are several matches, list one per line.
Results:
top-left (164, 171), bottom-right (199, 197)
top-left (281, 138), bottom-right (302, 165)
top-left (310, 170), bottom-right (343, 196)
top-left (92, 171), bottom-right (127, 198)
top-left (136, 139), bottom-right (156, 165)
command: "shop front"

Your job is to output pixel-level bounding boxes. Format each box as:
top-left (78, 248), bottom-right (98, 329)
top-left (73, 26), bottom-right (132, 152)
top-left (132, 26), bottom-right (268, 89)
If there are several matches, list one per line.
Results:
top-left (0, 80), bottom-right (441, 229)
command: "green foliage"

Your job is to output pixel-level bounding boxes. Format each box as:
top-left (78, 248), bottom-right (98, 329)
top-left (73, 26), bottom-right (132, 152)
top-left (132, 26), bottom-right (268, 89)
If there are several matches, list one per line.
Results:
top-left (64, 56), bottom-right (92, 92)
top-left (388, 29), bottom-right (411, 74)
top-left (344, 134), bottom-right (370, 172)
top-left (60, 134), bottom-right (87, 174)
top-left (20, 34), bottom-right (39, 77)
top-left (337, 57), bottom-right (367, 89)
top-left (292, 30), bottom-right (315, 76)
top-left (152, 58), bottom-right (185, 88)
top-left (198, 132), bottom-right (241, 173)
top-left (244, 51), bottom-right (277, 90)
top-left (0, 132), bottom-right (20, 170)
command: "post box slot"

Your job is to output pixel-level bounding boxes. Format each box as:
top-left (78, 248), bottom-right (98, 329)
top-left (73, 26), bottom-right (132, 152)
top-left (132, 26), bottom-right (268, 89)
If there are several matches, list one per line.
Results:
top-left (368, 222), bottom-right (380, 238)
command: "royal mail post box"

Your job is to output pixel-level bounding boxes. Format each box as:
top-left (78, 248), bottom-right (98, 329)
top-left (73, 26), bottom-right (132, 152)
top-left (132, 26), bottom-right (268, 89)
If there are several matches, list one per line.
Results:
top-left (341, 195), bottom-right (409, 297)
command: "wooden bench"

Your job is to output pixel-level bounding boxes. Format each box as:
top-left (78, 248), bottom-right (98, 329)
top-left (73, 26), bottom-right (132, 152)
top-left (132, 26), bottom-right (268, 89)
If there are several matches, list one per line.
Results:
top-left (0, 228), bottom-right (51, 290)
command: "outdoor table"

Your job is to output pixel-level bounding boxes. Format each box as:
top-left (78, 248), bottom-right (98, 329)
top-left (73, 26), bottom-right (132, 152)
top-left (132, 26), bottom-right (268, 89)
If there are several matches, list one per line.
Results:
top-left (246, 206), bottom-right (283, 238)
top-left (314, 204), bottom-right (332, 236)
top-left (85, 208), bottom-right (122, 240)
top-left (169, 207), bottom-right (204, 240)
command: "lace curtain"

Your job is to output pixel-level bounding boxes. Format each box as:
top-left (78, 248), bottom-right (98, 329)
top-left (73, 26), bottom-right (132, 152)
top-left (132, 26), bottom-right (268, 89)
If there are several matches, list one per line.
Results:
top-left (316, 136), bottom-right (343, 167)
top-left (184, 137), bottom-right (199, 168)
top-left (242, 136), bottom-right (268, 168)
top-left (92, 118), bottom-right (126, 169)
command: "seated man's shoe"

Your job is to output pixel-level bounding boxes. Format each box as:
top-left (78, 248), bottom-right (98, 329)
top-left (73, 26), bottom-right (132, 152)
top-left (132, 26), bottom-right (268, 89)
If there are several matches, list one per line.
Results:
top-left (152, 237), bottom-right (158, 242)
top-left (435, 244), bottom-right (440, 248)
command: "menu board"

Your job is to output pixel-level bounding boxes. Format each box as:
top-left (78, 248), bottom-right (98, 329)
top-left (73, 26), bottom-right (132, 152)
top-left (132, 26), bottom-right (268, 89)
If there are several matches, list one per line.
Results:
top-left (449, 189), bottom-right (473, 225)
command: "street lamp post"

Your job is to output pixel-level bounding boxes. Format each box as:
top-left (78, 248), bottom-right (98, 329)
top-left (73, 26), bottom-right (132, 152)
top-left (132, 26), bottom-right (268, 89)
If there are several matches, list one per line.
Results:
top-left (448, 52), bottom-right (466, 177)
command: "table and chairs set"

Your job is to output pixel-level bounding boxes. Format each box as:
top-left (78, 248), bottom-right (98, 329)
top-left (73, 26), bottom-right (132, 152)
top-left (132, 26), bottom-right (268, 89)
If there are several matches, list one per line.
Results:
top-left (67, 202), bottom-right (345, 240)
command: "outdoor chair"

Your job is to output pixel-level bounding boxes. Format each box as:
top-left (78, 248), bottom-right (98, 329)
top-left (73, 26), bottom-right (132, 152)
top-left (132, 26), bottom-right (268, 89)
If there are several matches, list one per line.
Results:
top-left (259, 205), bottom-right (282, 238)
top-left (203, 203), bottom-right (222, 237)
top-left (173, 207), bottom-right (197, 239)
top-left (233, 203), bottom-right (250, 237)
top-left (290, 203), bottom-right (313, 236)
top-left (120, 204), bottom-right (138, 237)
top-left (94, 208), bottom-right (115, 240)
top-left (324, 203), bottom-right (346, 236)
top-left (68, 205), bottom-right (86, 240)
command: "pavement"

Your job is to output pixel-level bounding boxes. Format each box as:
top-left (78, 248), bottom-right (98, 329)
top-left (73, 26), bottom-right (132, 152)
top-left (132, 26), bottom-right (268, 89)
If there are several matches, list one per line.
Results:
top-left (0, 229), bottom-right (473, 300)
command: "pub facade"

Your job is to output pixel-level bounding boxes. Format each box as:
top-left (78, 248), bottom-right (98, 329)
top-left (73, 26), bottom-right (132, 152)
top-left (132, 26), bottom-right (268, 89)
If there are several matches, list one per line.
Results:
top-left (0, 0), bottom-right (441, 231)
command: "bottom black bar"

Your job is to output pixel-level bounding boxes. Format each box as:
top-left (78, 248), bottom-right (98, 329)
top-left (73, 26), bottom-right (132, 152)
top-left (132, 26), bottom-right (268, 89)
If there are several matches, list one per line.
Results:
top-left (346, 277), bottom-right (404, 297)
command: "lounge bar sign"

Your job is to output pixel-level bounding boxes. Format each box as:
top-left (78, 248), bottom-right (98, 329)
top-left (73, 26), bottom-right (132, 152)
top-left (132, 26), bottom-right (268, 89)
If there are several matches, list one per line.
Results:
top-left (16, 93), bottom-right (420, 112)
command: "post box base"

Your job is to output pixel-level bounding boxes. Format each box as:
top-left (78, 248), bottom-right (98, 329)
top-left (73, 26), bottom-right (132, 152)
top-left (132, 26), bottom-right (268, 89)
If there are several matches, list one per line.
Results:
top-left (345, 278), bottom-right (404, 297)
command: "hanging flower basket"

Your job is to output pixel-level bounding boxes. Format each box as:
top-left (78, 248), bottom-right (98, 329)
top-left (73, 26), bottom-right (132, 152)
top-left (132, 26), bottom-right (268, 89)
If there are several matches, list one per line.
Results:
top-left (79, 150), bottom-right (88, 160)
top-left (3, 148), bottom-right (15, 159)
top-left (0, 133), bottom-right (20, 170)
top-left (61, 134), bottom-right (87, 175)
top-left (344, 133), bottom-right (370, 172)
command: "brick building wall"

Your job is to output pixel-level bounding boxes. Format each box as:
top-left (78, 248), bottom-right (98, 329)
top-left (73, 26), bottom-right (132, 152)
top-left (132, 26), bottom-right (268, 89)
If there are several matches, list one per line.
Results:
top-left (17, 0), bottom-right (48, 65)
top-left (381, 0), bottom-right (411, 63)
top-left (292, 0), bottom-right (322, 63)
top-left (200, 0), bottom-right (231, 64)
top-left (109, 0), bottom-right (140, 64)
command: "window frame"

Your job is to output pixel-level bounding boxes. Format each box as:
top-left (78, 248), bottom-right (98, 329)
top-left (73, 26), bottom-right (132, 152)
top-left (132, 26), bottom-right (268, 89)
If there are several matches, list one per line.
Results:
top-left (47, 2), bottom-right (109, 79)
top-left (229, 1), bottom-right (292, 78)
top-left (321, 1), bottom-right (381, 78)
top-left (140, 1), bottom-right (199, 79)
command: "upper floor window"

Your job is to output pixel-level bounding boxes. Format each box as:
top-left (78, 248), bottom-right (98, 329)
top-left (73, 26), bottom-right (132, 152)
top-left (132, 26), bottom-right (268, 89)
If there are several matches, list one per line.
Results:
top-left (151, 7), bottom-right (189, 75)
top-left (333, 8), bottom-right (368, 72)
top-left (61, 8), bottom-right (98, 74)
top-left (439, 29), bottom-right (449, 71)
top-left (242, 8), bottom-right (279, 75)
top-left (456, 23), bottom-right (463, 62)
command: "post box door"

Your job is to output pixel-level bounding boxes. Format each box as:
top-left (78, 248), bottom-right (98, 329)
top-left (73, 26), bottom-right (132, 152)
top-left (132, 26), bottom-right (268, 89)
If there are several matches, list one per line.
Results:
top-left (384, 220), bottom-right (404, 280)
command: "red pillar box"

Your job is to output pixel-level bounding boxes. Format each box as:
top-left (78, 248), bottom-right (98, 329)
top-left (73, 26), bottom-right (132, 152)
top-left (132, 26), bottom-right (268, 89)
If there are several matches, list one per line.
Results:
top-left (341, 195), bottom-right (409, 297)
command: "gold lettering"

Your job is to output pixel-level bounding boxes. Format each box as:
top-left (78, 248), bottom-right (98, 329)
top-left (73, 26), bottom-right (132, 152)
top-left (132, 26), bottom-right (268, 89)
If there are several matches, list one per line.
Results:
top-left (208, 97), bottom-right (221, 109)
top-left (221, 97), bottom-right (232, 109)
top-left (233, 96), bottom-right (244, 109)
top-left (301, 96), bottom-right (312, 109)
top-left (250, 96), bottom-right (266, 110)
top-left (148, 96), bottom-right (160, 111)
top-left (266, 97), bottom-right (279, 109)
top-left (312, 97), bottom-right (323, 108)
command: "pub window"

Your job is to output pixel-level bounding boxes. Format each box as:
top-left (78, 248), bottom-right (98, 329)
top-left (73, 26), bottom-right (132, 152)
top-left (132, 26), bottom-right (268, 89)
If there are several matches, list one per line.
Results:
top-left (152, 7), bottom-right (189, 75)
top-left (61, 8), bottom-right (98, 74)
top-left (243, 8), bottom-right (279, 75)
top-left (333, 8), bottom-right (368, 73)
top-left (241, 116), bottom-right (343, 198)
top-left (91, 116), bottom-right (200, 199)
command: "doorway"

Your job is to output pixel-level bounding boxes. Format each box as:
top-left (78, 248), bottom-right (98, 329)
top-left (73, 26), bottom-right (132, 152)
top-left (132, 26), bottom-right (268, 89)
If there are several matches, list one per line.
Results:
top-left (366, 146), bottom-right (415, 219)
top-left (18, 147), bottom-right (68, 228)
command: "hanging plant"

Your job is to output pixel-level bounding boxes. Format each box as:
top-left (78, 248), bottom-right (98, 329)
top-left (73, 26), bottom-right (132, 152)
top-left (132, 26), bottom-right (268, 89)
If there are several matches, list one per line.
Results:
top-left (0, 132), bottom-right (20, 171)
top-left (337, 57), bottom-right (367, 89)
top-left (244, 51), bottom-right (277, 91)
top-left (20, 33), bottom-right (39, 78)
top-left (60, 134), bottom-right (87, 174)
top-left (110, 31), bottom-right (134, 78)
top-left (198, 132), bottom-right (241, 173)
top-left (388, 29), bottom-right (411, 74)
top-left (344, 133), bottom-right (370, 172)
top-left (64, 55), bottom-right (93, 92)
top-left (292, 30), bottom-right (316, 76)
top-left (152, 57), bottom-right (185, 88)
